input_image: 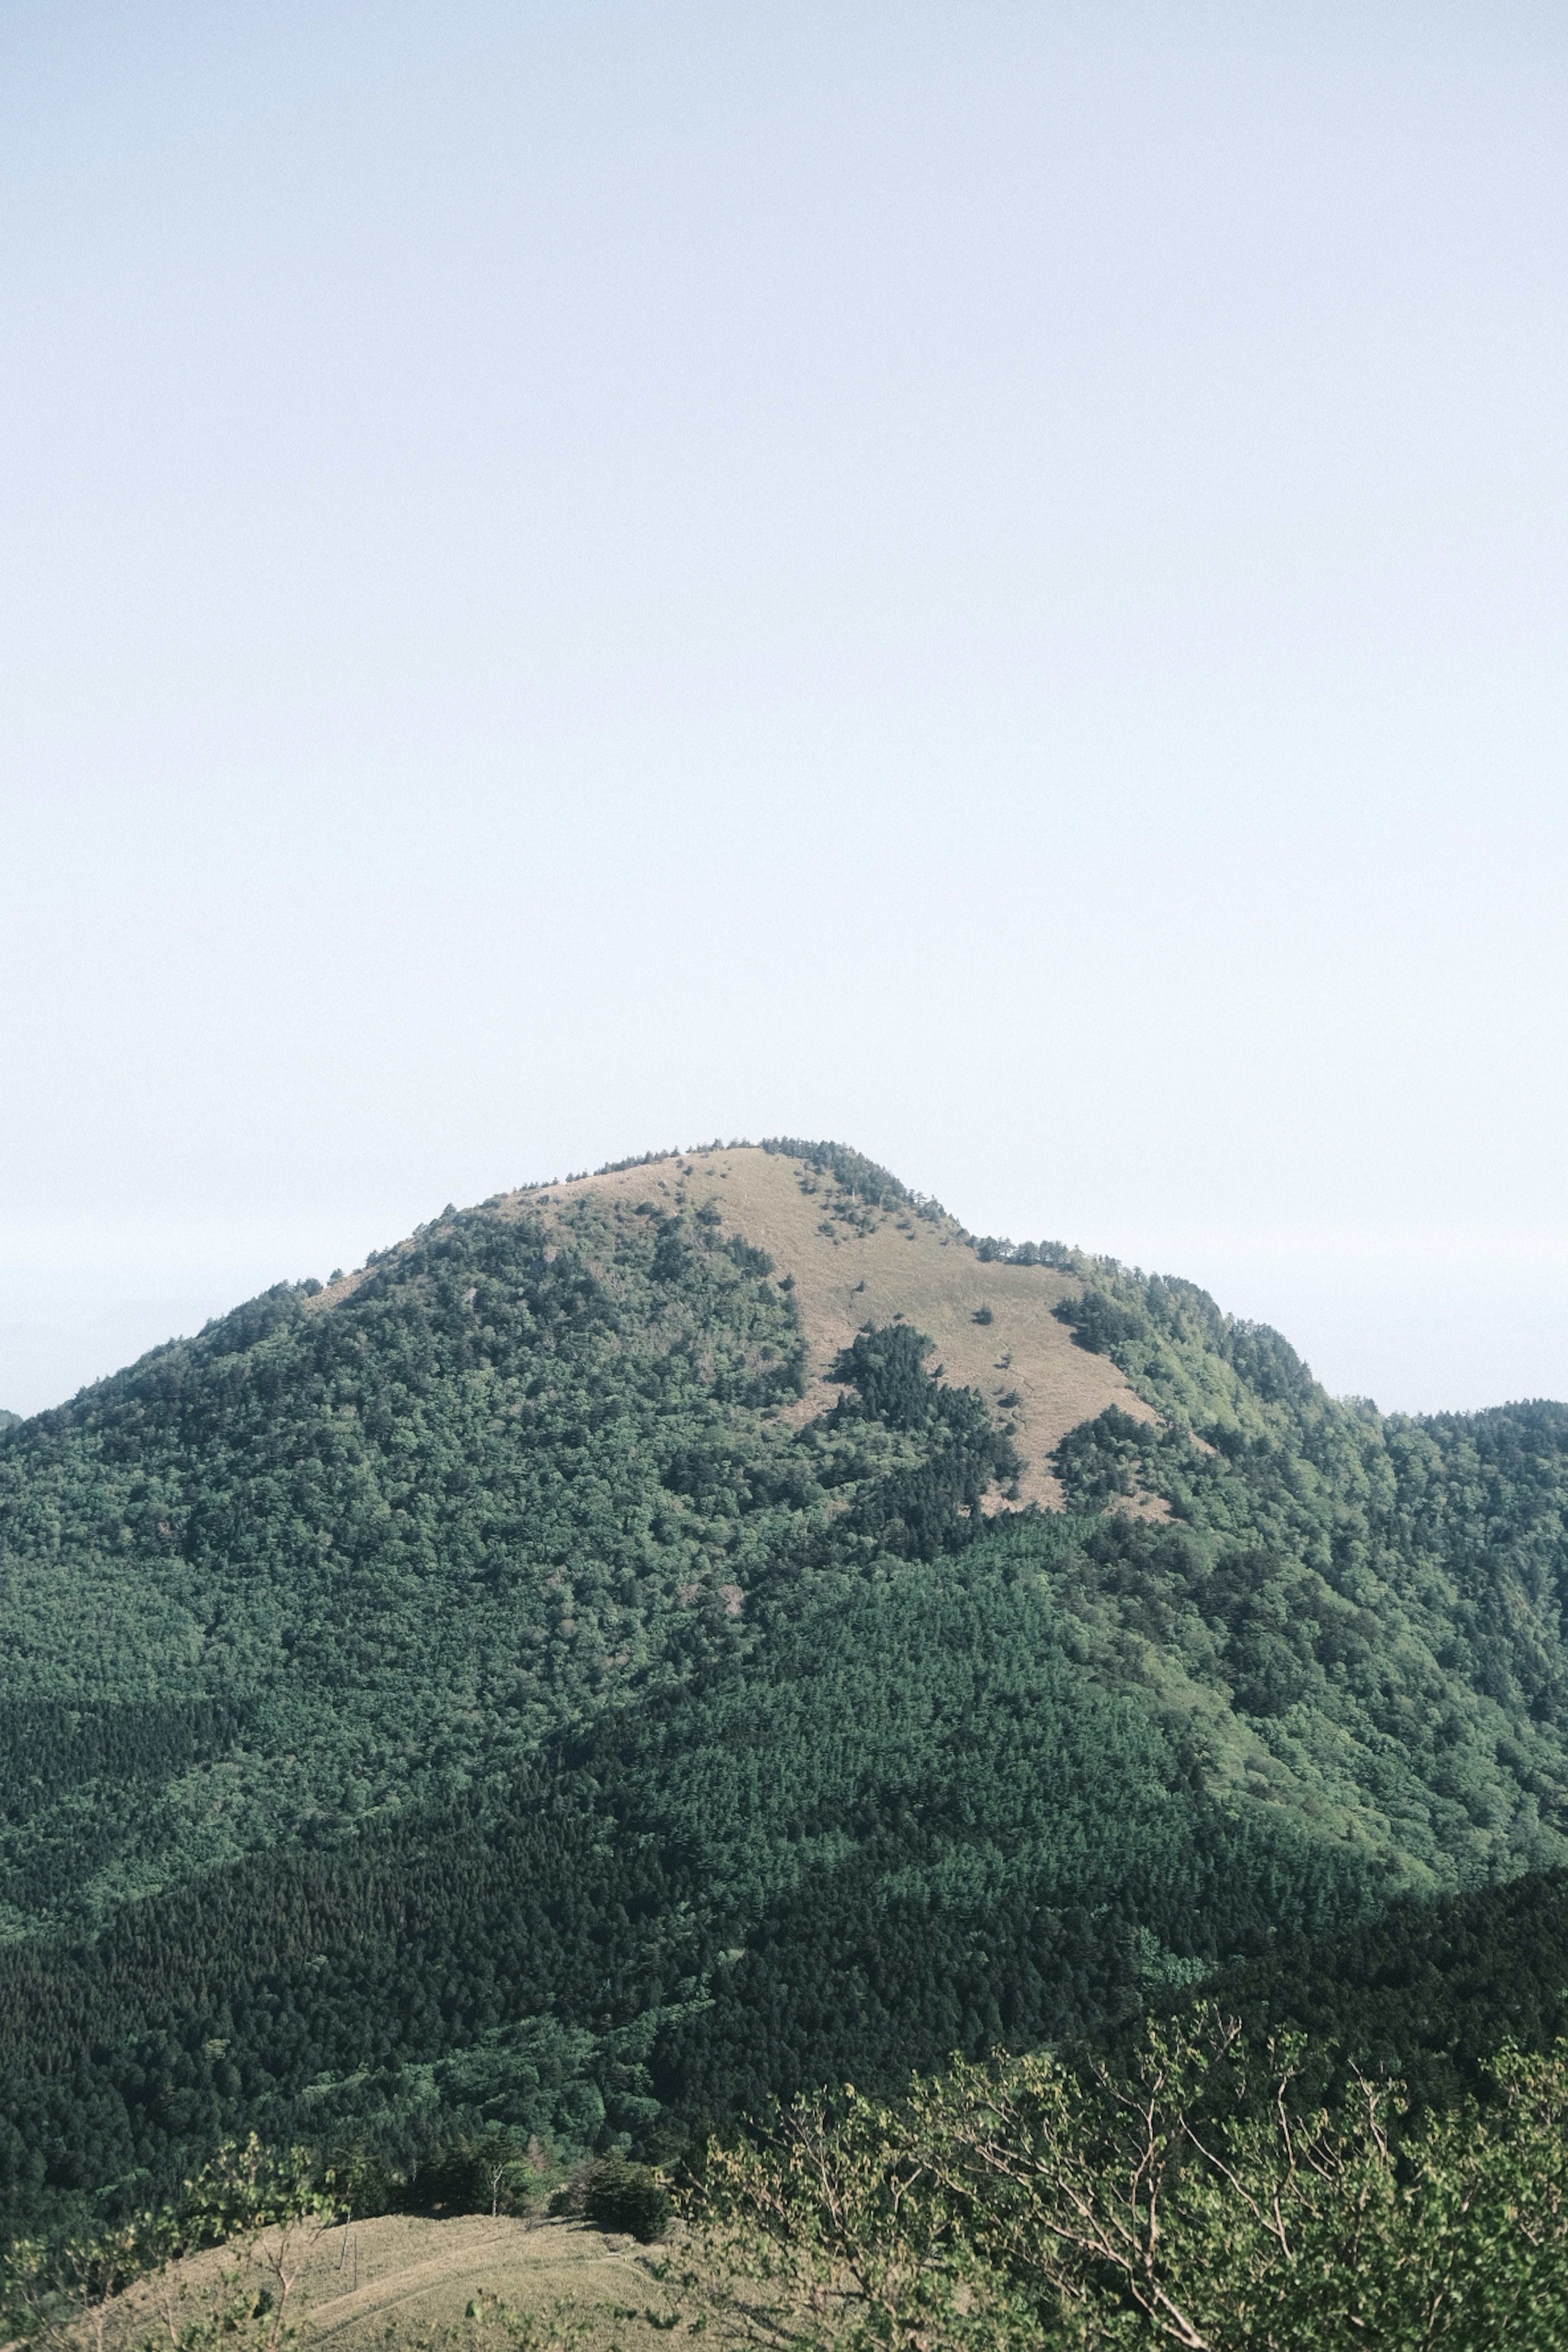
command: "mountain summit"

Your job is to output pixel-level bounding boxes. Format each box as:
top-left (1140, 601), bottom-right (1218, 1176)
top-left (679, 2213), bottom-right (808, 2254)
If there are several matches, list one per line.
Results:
top-left (1, 1138), bottom-right (1566, 2235)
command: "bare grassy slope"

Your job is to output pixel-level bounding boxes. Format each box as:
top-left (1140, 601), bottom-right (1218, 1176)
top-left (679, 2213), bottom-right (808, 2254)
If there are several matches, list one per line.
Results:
top-left (83, 2214), bottom-right (711, 2352)
top-left (515, 1145), bottom-right (1154, 1511)
top-left (305, 1140), bottom-right (1158, 1509)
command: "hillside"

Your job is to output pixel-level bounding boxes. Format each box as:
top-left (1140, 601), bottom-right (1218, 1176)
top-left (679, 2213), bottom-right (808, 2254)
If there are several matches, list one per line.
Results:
top-left (501, 1143), bottom-right (1158, 1510)
top-left (1, 1137), bottom-right (1567, 2245)
top-left (44, 1873), bottom-right (1568, 2352)
top-left (67, 2211), bottom-right (690, 2352)
top-left (45, 1866), bottom-right (1568, 2352)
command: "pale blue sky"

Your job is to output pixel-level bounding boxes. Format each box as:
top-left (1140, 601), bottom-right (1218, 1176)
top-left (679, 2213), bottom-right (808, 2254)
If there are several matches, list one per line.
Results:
top-left (3, 2), bottom-right (1567, 1416)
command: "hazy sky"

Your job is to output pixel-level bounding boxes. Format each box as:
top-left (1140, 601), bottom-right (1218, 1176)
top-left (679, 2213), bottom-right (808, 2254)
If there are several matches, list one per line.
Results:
top-left (3, 2), bottom-right (1566, 1418)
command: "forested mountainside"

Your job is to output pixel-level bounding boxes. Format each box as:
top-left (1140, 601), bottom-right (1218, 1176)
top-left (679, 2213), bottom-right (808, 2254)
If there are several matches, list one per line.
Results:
top-left (1, 1138), bottom-right (1567, 2242)
top-left (697, 1881), bottom-right (1568, 2352)
top-left (1172, 1860), bottom-right (1568, 2112)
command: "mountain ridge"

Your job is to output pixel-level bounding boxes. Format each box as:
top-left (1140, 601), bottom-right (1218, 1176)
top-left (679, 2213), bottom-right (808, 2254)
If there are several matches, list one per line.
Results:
top-left (287, 1138), bottom-right (1156, 1515)
top-left (1, 1138), bottom-right (1566, 2240)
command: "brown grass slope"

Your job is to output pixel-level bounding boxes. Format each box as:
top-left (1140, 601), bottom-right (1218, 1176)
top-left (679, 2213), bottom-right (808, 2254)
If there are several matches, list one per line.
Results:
top-left (71, 2212), bottom-right (711, 2352)
top-left (307, 1141), bottom-right (1159, 1512)
top-left (521, 1145), bottom-right (1154, 1512)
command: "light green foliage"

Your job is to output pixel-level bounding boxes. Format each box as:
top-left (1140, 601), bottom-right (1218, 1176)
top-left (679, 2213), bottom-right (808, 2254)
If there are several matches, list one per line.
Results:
top-left (4, 1151), bottom-right (1568, 2266)
top-left (693, 2011), bottom-right (1568, 2349)
top-left (2, 2136), bottom-right (336, 2352)
top-left (1050, 1269), bottom-right (1568, 1888)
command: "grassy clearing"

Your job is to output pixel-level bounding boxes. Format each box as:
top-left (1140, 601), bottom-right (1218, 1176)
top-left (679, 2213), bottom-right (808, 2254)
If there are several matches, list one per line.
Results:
top-left (510, 1145), bottom-right (1155, 1511)
top-left (71, 2213), bottom-right (726, 2352)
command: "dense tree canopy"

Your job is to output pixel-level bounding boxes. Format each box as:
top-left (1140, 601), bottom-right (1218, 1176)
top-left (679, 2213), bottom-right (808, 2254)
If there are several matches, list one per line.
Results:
top-left (2, 1146), bottom-right (1567, 2256)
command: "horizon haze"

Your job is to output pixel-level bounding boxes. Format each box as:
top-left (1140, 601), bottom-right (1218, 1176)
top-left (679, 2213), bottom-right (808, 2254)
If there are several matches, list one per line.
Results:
top-left (4, 2), bottom-right (1566, 1418)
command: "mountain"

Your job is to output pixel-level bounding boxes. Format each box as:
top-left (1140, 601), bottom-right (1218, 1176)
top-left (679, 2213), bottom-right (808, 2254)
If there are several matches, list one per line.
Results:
top-left (1, 1137), bottom-right (1566, 2237)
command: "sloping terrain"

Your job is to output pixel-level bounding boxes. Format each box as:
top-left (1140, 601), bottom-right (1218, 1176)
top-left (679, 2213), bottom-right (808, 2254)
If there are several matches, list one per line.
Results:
top-left (48, 1872), bottom-right (1568, 2352)
top-left (1168, 1862), bottom-right (1568, 2114)
top-left (78, 2213), bottom-right (696, 2352)
top-left (503, 1144), bottom-right (1157, 1509)
top-left (0, 1142), bottom-right (1040, 1938)
top-left (2, 1138), bottom-right (1568, 2252)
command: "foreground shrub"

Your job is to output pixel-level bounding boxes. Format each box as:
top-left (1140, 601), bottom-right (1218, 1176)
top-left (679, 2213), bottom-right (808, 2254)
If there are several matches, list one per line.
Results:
top-left (691, 2005), bottom-right (1568, 2350)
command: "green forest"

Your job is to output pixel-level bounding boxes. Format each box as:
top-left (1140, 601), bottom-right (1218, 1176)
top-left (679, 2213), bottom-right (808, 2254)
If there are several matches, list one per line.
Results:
top-left (2, 1141), bottom-right (1568, 2337)
top-left (695, 1991), bottom-right (1568, 2349)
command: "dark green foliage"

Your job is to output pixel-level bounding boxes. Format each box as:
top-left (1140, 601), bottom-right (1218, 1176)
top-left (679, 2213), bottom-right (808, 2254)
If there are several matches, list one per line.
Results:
top-left (758, 1138), bottom-right (931, 1215)
top-left (0, 1197), bottom-right (1016, 1936)
top-left (407, 2127), bottom-right (538, 2217)
top-left (1050, 1405), bottom-right (1151, 1506)
top-left (581, 2155), bottom-right (670, 2241)
top-left (971, 1237), bottom-right (1077, 1268)
top-left (0, 1699), bottom-right (256, 1829)
top-left (4, 1149), bottom-right (1568, 2260)
top-left (590, 1149), bottom-right (684, 1177)
top-left (1169, 1863), bottom-right (1568, 2115)
top-left (1051, 1290), bottom-right (1143, 1355)
top-left (828, 1326), bottom-right (1022, 1555)
top-left (830, 1325), bottom-right (938, 1430)
top-left (0, 1528), bottom-right (1385, 2238)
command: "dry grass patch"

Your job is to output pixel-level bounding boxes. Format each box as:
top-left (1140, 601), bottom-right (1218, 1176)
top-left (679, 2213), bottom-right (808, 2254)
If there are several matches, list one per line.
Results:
top-left (304, 1142), bottom-right (1163, 1515)
top-left (512, 1147), bottom-right (1158, 1512)
top-left (71, 2213), bottom-right (726, 2352)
